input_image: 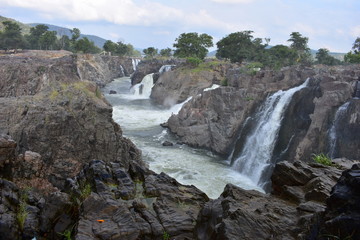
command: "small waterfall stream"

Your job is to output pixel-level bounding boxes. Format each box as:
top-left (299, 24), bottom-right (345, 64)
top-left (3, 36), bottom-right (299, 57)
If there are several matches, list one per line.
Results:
top-left (328, 102), bottom-right (350, 158)
top-left (232, 79), bottom-right (309, 188)
top-left (130, 73), bottom-right (154, 98)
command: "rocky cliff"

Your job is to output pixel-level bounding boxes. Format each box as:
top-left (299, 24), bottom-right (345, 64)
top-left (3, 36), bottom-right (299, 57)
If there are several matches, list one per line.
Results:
top-left (167, 65), bottom-right (360, 164)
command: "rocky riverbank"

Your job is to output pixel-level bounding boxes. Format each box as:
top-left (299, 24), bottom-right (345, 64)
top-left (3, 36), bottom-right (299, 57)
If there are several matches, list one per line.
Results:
top-left (0, 52), bottom-right (359, 239)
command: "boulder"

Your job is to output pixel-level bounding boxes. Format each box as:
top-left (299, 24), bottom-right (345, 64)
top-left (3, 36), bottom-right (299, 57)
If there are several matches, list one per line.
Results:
top-left (317, 164), bottom-right (360, 239)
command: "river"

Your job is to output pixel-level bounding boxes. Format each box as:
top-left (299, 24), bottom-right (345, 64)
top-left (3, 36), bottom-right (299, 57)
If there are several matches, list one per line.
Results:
top-left (103, 77), bottom-right (262, 198)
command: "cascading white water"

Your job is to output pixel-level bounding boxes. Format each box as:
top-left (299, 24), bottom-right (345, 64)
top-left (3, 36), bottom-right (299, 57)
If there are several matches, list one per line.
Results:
top-left (103, 77), bottom-right (263, 198)
top-left (130, 73), bottom-right (154, 98)
top-left (132, 59), bottom-right (141, 71)
top-left (159, 65), bottom-right (175, 73)
top-left (328, 101), bottom-right (350, 158)
top-left (120, 65), bottom-right (125, 76)
top-left (232, 79), bottom-right (309, 187)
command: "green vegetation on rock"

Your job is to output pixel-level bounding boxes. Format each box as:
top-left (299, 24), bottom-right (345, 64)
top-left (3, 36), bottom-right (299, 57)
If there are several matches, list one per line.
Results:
top-left (312, 153), bottom-right (333, 166)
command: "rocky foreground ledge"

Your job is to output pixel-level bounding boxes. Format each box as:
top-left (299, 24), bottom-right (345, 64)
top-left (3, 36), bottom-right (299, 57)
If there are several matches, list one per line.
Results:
top-left (0, 52), bottom-right (359, 239)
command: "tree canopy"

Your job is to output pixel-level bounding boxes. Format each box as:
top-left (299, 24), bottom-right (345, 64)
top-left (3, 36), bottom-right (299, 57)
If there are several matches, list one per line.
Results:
top-left (0, 21), bottom-right (25, 51)
top-left (216, 31), bottom-right (268, 63)
top-left (143, 47), bottom-right (158, 58)
top-left (287, 32), bottom-right (312, 65)
top-left (173, 32), bottom-right (213, 60)
top-left (315, 48), bottom-right (341, 65)
top-left (344, 37), bottom-right (360, 63)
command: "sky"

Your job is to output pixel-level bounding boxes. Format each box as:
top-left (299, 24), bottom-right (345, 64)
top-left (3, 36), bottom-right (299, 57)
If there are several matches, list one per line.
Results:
top-left (0, 0), bottom-right (359, 53)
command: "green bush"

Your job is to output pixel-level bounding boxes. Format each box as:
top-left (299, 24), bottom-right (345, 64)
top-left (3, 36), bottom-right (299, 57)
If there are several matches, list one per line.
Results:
top-left (186, 57), bottom-right (202, 67)
top-left (312, 153), bottom-right (332, 166)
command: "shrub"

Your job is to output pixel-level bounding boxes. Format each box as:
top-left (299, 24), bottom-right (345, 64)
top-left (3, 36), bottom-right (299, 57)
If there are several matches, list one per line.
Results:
top-left (186, 57), bottom-right (202, 67)
top-left (312, 153), bottom-right (332, 166)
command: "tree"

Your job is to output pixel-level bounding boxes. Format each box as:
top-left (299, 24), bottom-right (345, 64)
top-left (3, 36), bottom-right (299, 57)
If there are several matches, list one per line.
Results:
top-left (39, 31), bottom-right (57, 50)
top-left (0, 21), bottom-right (26, 51)
top-left (58, 35), bottom-right (71, 50)
top-left (216, 31), bottom-right (267, 63)
top-left (344, 37), bottom-right (360, 63)
top-left (264, 45), bottom-right (297, 69)
top-left (160, 48), bottom-right (172, 57)
top-left (27, 24), bottom-right (49, 49)
top-left (103, 40), bottom-right (118, 53)
top-left (287, 32), bottom-right (312, 65)
top-left (75, 37), bottom-right (101, 53)
top-left (315, 48), bottom-right (341, 65)
top-left (173, 32), bottom-right (213, 60)
top-left (143, 47), bottom-right (158, 58)
top-left (116, 41), bottom-right (130, 56)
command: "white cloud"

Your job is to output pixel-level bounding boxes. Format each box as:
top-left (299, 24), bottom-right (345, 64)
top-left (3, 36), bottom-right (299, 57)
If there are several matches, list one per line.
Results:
top-left (211, 0), bottom-right (255, 3)
top-left (0, 0), bottom-right (183, 26)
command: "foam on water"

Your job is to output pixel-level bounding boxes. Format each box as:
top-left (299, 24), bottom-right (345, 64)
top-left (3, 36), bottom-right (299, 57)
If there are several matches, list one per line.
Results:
top-left (103, 77), bottom-right (263, 198)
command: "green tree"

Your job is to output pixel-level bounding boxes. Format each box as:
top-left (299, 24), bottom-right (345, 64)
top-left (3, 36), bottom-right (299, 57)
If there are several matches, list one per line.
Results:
top-left (75, 37), bottom-right (101, 53)
top-left (115, 41), bottom-right (130, 56)
top-left (344, 37), bottom-right (360, 63)
top-left (264, 45), bottom-right (298, 69)
top-left (173, 32), bottom-right (213, 60)
top-left (160, 48), bottom-right (172, 57)
top-left (57, 35), bottom-right (71, 50)
top-left (0, 21), bottom-right (26, 51)
top-left (143, 47), bottom-right (158, 58)
top-left (315, 48), bottom-right (341, 65)
top-left (39, 31), bottom-right (57, 50)
top-left (103, 40), bottom-right (118, 53)
top-left (287, 32), bottom-right (312, 64)
top-left (216, 31), bottom-right (267, 63)
top-left (27, 24), bottom-right (49, 49)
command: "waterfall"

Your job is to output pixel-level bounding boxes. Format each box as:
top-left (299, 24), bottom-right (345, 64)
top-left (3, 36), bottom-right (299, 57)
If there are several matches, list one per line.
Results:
top-left (120, 65), bottom-right (125, 76)
top-left (159, 65), bottom-right (175, 74)
top-left (132, 59), bottom-right (141, 71)
top-left (328, 101), bottom-right (350, 158)
top-left (232, 79), bottom-right (309, 187)
top-left (130, 73), bottom-right (154, 98)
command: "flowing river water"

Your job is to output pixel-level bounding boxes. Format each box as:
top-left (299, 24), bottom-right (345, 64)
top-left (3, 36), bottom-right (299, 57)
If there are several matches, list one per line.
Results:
top-left (103, 77), bottom-right (262, 198)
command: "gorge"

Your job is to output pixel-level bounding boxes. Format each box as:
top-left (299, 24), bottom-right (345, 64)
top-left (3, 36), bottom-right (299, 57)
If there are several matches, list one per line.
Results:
top-left (0, 51), bottom-right (360, 239)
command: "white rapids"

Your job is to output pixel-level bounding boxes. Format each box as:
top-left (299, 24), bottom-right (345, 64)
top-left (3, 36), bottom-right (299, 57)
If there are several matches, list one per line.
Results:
top-left (103, 77), bottom-right (263, 198)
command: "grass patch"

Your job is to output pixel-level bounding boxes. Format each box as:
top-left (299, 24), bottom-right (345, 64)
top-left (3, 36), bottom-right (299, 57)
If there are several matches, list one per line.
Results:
top-left (163, 231), bottom-right (170, 240)
top-left (312, 153), bottom-right (333, 166)
top-left (17, 188), bottom-right (30, 231)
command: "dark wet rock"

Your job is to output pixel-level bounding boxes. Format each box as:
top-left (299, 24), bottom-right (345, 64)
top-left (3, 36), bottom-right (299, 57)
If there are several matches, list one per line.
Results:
top-left (196, 184), bottom-right (302, 240)
top-left (317, 164), bottom-right (360, 239)
top-left (109, 90), bottom-right (117, 94)
top-left (271, 161), bottom-right (342, 204)
top-left (162, 141), bottom-right (174, 147)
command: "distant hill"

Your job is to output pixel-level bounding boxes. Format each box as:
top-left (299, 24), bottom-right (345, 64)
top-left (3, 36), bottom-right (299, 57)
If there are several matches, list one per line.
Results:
top-left (0, 16), bottom-right (31, 34)
top-left (29, 23), bottom-right (107, 48)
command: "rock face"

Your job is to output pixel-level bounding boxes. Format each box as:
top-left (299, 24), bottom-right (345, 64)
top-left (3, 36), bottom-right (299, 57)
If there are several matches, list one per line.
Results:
top-left (0, 52), bottom-right (135, 98)
top-left (72, 160), bottom-right (208, 240)
top-left (130, 58), bottom-right (185, 86)
top-left (167, 65), bottom-right (360, 163)
top-left (195, 161), bottom-right (346, 240)
top-left (150, 61), bottom-right (234, 106)
top-left (318, 164), bottom-right (360, 239)
top-left (0, 52), bottom-right (142, 190)
top-left (0, 134), bottom-right (16, 179)
top-left (76, 54), bottom-right (134, 87)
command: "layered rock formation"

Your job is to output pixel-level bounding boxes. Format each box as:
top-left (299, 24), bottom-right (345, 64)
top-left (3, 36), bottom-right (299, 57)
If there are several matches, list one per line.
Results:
top-left (167, 65), bottom-right (360, 163)
top-left (150, 60), bottom-right (234, 106)
top-left (195, 160), bottom-right (351, 240)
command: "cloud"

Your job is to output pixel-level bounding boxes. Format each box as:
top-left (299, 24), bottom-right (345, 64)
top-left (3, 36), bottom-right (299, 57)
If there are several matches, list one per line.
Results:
top-left (211, 0), bottom-right (255, 3)
top-left (0, 0), bottom-right (183, 26)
